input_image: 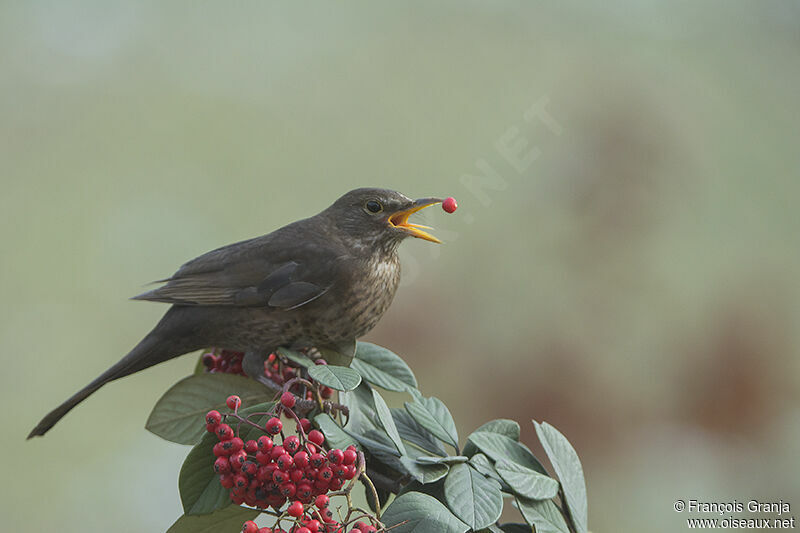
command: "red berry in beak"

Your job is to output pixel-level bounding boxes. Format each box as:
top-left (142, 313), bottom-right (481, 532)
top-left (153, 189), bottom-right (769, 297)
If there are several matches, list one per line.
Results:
top-left (442, 196), bottom-right (457, 213)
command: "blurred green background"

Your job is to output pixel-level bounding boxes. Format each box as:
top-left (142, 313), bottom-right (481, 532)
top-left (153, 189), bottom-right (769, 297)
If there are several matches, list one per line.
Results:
top-left (3, 2), bottom-right (799, 531)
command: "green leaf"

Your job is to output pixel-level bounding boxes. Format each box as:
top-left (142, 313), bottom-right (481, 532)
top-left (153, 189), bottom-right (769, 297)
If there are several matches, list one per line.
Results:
top-left (468, 453), bottom-right (507, 489)
top-left (178, 432), bottom-right (231, 515)
top-left (166, 505), bottom-right (259, 533)
top-left (146, 373), bottom-right (273, 445)
top-left (534, 421), bottom-right (588, 533)
top-left (371, 389), bottom-right (405, 454)
top-left (318, 342), bottom-right (355, 366)
top-left (313, 413), bottom-right (360, 451)
top-left (178, 402), bottom-right (275, 515)
top-left (443, 463), bottom-right (503, 530)
top-left (515, 497), bottom-right (570, 533)
top-left (351, 342), bottom-right (418, 392)
top-left (339, 382), bottom-right (376, 430)
top-left (416, 455), bottom-right (468, 465)
top-left (463, 419), bottom-right (520, 456)
top-left (392, 408), bottom-right (448, 456)
top-left (347, 427), bottom-right (402, 457)
top-left (466, 432), bottom-right (547, 474)
top-left (307, 364), bottom-right (362, 391)
top-left (400, 456), bottom-right (450, 484)
top-left (404, 396), bottom-right (459, 450)
top-left (382, 491), bottom-right (469, 533)
top-left (495, 458), bottom-right (559, 499)
top-left (277, 347), bottom-right (314, 368)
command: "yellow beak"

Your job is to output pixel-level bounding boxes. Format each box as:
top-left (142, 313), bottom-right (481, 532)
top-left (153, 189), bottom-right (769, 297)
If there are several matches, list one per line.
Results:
top-left (388, 198), bottom-right (443, 243)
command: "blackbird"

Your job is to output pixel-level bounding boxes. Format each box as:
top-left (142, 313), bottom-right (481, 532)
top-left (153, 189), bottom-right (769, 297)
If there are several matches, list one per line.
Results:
top-left (29, 188), bottom-right (445, 438)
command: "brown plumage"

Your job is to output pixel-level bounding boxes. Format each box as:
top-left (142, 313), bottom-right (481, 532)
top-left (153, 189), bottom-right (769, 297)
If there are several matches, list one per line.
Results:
top-left (29, 188), bottom-right (444, 438)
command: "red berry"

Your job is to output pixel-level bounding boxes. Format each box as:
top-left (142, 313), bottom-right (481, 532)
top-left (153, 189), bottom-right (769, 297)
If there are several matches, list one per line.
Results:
top-left (230, 451), bottom-right (247, 470)
top-left (280, 482), bottom-right (296, 498)
top-left (310, 453), bottom-right (325, 468)
top-left (298, 418), bottom-right (312, 433)
top-left (280, 391), bottom-right (296, 409)
top-left (242, 520), bottom-right (259, 533)
top-left (277, 453), bottom-right (294, 470)
top-left (255, 451), bottom-right (270, 465)
top-left (320, 386), bottom-right (333, 399)
top-left (215, 424), bottom-right (234, 441)
top-left (284, 435), bottom-right (300, 454)
top-left (305, 521), bottom-right (321, 533)
top-left (214, 456), bottom-right (231, 474)
top-left (245, 439), bottom-right (258, 454)
top-left (294, 450), bottom-right (309, 468)
top-left (257, 436), bottom-right (274, 452)
top-left (287, 501), bottom-right (304, 517)
top-left (258, 529), bottom-right (272, 533)
top-left (270, 445), bottom-right (287, 461)
top-left (213, 442), bottom-right (227, 457)
top-left (242, 461), bottom-right (258, 476)
top-left (266, 417), bottom-right (283, 435)
top-left (342, 448), bottom-right (357, 465)
top-left (226, 395), bottom-right (242, 410)
top-left (317, 467), bottom-right (333, 481)
top-left (290, 469), bottom-right (304, 483)
top-left (442, 196), bottom-right (457, 213)
top-left (296, 483), bottom-right (313, 500)
top-left (206, 410), bottom-right (222, 425)
top-left (327, 449), bottom-right (344, 465)
top-left (202, 353), bottom-right (218, 369)
top-left (296, 528), bottom-right (311, 533)
top-left (308, 430), bottom-right (324, 446)
top-left (315, 494), bottom-right (329, 508)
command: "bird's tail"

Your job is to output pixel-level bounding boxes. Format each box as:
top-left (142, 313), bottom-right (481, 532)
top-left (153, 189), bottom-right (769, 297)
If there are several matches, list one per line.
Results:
top-left (27, 331), bottom-right (198, 439)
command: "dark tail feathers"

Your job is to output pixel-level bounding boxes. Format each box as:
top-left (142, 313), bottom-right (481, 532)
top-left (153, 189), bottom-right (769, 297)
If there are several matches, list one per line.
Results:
top-left (28, 333), bottom-right (190, 439)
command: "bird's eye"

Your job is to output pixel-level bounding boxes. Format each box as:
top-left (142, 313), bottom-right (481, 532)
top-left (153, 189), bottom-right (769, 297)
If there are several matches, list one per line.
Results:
top-left (365, 200), bottom-right (383, 214)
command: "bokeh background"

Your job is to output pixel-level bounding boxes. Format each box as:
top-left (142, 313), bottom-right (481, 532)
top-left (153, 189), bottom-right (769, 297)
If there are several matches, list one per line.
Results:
top-left (3, 2), bottom-right (799, 531)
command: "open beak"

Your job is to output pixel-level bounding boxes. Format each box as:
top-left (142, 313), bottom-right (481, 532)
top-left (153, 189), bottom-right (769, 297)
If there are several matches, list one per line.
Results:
top-left (388, 197), bottom-right (443, 243)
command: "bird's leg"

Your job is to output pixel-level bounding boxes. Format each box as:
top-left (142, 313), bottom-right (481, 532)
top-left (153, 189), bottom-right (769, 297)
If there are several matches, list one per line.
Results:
top-left (243, 349), bottom-right (280, 393)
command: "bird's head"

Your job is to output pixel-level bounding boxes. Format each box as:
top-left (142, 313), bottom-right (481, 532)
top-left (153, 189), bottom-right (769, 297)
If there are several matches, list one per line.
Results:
top-left (324, 188), bottom-right (444, 251)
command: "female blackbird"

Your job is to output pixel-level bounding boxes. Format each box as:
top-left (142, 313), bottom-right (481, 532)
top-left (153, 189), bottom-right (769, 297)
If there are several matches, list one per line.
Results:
top-left (29, 188), bottom-right (444, 438)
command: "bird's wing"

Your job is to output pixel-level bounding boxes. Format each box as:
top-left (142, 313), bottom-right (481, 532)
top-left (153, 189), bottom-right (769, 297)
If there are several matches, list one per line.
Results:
top-left (132, 229), bottom-right (340, 308)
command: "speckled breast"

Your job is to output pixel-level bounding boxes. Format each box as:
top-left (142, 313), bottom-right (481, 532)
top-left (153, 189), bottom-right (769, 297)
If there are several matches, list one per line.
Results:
top-left (300, 254), bottom-right (401, 347)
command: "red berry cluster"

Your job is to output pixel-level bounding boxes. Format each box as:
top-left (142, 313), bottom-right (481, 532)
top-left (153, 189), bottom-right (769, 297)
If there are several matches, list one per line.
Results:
top-left (203, 349), bottom-right (246, 375)
top-left (202, 351), bottom-right (334, 400)
top-left (205, 395), bottom-right (370, 532)
top-left (264, 354), bottom-right (335, 400)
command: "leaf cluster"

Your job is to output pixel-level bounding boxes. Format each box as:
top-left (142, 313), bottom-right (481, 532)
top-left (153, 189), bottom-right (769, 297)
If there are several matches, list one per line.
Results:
top-left (147, 342), bottom-right (588, 533)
